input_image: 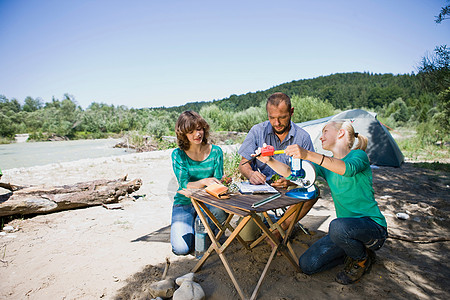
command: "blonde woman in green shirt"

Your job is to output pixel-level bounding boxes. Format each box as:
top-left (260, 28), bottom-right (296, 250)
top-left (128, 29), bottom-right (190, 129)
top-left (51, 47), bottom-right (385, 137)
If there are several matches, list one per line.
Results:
top-left (254, 121), bottom-right (387, 285)
top-left (171, 111), bottom-right (228, 255)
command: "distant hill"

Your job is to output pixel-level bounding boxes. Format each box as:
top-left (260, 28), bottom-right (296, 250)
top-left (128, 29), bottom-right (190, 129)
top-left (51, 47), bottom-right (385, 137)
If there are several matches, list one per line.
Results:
top-left (155, 72), bottom-right (425, 112)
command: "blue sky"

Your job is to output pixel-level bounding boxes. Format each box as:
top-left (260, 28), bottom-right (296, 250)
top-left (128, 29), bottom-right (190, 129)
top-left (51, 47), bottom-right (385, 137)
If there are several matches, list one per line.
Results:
top-left (0, 0), bottom-right (448, 109)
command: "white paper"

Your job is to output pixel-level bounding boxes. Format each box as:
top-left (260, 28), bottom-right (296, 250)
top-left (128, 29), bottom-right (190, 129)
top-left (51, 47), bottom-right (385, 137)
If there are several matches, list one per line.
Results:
top-left (238, 181), bottom-right (279, 194)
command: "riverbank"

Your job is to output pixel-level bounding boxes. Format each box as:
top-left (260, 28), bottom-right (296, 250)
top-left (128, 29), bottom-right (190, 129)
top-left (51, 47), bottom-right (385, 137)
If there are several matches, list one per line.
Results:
top-left (0, 148), bottom-right (449, 299)
top-left (0, 138), bottom-right (131, 170)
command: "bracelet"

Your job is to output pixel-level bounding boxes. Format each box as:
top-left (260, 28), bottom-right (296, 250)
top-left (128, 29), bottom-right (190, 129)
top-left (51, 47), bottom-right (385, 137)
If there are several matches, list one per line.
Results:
top-left (319, 154), bottom-right (325, 166)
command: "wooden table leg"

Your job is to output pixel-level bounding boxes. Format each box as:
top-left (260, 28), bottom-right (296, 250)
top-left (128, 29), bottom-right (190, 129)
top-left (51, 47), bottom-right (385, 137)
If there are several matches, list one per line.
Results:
top-left (196, 201), bottom-right (251, 251)
top-left (250, 243), bottom-right (278, 300)
top-left (248, 211), bottom-right (301, 299)
top-left (191, 199), bottom-right (249, 300)
top-left (189, 196), bottom-right (308, 300)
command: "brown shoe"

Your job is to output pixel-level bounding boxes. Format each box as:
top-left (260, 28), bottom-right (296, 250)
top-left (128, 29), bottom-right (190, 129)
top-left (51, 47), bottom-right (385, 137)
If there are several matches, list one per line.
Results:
top-left (335, 251), bottom-right (373, 285)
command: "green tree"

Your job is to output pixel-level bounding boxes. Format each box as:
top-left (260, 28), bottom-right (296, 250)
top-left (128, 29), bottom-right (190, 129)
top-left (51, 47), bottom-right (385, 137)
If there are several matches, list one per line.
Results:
top-left (0, 112), bottom-right (14, 137)
top-left (0, 95), bottom-right (21, 113)
top-left (418, 45), bottom-right (450, 93)
top-left (200, 104), bottom-right (233, 131)
top-left (431, 87), bottom-right (450, 142)
top-left (230, 106), bottom-right (266, 132)
top-left (385, 98), bottom-right (410, 124)
top-left (435, 2), bottom-right (450, 23)
top-left (291, 95), bottom-right (335, 123)
top-left (22, 96), bottom-right (43, 112)
top-left (146, 111), bottom-right (177, 139)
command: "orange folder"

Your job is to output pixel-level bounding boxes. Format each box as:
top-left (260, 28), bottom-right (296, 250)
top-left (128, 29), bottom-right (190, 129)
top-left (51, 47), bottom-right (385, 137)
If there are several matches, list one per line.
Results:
top-left (205, 183), bottom-right (229, 199)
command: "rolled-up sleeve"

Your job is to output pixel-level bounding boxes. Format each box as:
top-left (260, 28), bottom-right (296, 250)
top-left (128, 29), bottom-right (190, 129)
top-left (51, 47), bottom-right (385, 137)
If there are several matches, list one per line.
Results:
top-left (172, 150), bottom-right (190, 189)
top-left (238, 127), bottom-right (258, 160)
top-left (214, 147), bottom-right (224, 180)
top-left (343, 150), bottom-right (369, 177)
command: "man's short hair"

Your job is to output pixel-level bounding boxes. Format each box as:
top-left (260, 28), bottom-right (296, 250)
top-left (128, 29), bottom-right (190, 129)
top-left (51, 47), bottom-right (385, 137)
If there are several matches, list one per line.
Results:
top-left (266, 92), bottom-right (291, 111)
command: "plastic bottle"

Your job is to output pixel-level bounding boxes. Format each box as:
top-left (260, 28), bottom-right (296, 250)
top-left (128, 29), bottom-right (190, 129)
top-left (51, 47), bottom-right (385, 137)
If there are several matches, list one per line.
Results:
top-left (194, 217), bottom-right (211, 259)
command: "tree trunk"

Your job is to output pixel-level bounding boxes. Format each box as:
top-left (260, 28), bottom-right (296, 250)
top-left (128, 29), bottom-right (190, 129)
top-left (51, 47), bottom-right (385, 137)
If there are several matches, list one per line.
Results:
top-left (0, 176), bottom-right (142, 217)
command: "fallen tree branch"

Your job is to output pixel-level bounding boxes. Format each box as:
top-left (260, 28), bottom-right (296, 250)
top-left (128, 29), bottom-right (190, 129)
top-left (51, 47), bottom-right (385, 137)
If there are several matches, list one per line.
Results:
top-left (388, 233), bottom-right (450, 243)
top-left (0, 176), bottom-right (142, 217)
top-left (0, 182), bottom-right (28, 192)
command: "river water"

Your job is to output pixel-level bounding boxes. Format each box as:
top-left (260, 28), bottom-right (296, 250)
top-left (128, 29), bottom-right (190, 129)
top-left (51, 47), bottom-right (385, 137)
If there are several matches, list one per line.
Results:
top-left (0, 139), bottom-right (134, 170)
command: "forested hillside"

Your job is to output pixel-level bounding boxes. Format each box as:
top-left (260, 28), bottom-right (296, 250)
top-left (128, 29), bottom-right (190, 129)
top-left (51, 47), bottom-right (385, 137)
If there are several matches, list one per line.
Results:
top-left (160, 73), bottom-right (427, 114)
top-left (1, 71), bottom-right (448, 151)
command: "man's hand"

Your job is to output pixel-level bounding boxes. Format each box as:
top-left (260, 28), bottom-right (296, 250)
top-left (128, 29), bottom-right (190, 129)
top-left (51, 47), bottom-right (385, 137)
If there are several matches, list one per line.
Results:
top-left (249, 171), bottom-right (266, 185)
top-left (270, 177), bottom-right (294, 189)
top-left (239, 155), bottom-right (267, 185)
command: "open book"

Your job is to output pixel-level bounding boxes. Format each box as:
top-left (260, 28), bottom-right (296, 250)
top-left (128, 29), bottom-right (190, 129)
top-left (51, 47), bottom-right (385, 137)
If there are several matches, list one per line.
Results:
top-left (238, 181), bottom-right (279, 194)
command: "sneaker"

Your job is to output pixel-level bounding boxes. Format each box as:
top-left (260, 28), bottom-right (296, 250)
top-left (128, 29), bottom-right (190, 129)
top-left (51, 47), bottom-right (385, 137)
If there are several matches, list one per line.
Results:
top-left (335, 250), bottom-right (374, 285)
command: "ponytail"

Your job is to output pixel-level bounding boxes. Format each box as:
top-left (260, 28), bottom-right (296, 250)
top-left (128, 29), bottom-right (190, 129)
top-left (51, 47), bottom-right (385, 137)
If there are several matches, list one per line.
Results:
top-left (354, 133), bottom-right (368, 151)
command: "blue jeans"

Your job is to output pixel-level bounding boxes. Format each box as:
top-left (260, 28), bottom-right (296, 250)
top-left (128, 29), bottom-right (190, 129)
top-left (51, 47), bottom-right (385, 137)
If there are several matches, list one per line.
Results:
top-left (299, 217), bottom-right (388, 275)
top-left (170, 203), bottom-right (228, 256)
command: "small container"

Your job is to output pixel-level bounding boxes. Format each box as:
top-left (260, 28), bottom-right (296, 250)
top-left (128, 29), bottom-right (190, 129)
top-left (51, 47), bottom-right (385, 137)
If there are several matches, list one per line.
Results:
top-left (194, 217), bottom-right (211, 259)
top-left (396, 212), bottom-right (410, 220)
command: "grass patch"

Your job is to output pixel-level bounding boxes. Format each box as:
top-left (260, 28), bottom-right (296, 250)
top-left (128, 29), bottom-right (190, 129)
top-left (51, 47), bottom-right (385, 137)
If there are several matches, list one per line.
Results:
top-left (223, 150), bottom-right (244, 181)
top-left (0, 137), bottom-right (13, 144)
top-left (410, 161), bottom-right (450, 172)
top-left (393, 126), bottom-right (449, 164)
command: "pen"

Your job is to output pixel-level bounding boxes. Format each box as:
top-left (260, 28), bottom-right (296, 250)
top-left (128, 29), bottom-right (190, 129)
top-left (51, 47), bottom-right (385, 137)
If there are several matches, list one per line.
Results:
top-left (240, 153), bottom-right (260, 165)
top-left (251, 193), bottom-right (281, 208)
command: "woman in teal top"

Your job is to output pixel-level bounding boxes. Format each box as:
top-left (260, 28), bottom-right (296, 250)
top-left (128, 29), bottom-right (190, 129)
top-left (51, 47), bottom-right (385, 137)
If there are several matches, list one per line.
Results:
top-left (255, 121), bottom-right (387, 285)
top-left (171, 111), bottom-right (228, 256)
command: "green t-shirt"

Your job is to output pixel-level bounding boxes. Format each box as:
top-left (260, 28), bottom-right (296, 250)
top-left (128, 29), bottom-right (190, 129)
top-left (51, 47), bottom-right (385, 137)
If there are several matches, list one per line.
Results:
top-left (314, 150), bottom-right (387, 228)
top-left (171, 145), bottom-right (224, 205)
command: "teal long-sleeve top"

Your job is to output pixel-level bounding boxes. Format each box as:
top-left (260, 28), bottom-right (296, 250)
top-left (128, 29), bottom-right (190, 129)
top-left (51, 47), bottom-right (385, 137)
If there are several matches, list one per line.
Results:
top-left (171, 145), bottom-right (224, 205)
top-left (314, 149), bottom-right (387, 228)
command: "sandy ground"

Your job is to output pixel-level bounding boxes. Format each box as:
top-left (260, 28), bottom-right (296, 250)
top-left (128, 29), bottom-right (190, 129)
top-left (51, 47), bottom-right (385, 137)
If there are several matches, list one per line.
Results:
top-left (1, 146), bottom-right (449, 300)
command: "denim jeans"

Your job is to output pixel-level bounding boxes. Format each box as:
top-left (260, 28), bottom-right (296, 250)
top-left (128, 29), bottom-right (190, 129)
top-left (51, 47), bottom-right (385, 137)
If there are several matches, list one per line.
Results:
top-left (299, 217), bottom-right (388, 275)
top-left (170, 203), bottom-right (228, 255)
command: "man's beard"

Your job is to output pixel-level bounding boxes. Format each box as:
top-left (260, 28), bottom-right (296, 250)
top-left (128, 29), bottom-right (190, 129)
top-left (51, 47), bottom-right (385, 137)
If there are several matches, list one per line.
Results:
top-left (273, 122), bottom-right (290, 135)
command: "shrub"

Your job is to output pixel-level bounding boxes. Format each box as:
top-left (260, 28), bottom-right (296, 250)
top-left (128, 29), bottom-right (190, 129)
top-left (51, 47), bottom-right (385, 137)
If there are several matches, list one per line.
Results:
top-left (291, 95), bottom-right (335, 123)
top-left (384, 98), bottom-right (410, 124)
top-left (223, 150), bottom-right (243, 181)
top-left (230, 106), bottom-right (266, 132)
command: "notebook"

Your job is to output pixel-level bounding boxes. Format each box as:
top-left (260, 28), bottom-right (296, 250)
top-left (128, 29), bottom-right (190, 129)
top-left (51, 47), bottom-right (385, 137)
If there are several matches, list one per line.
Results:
top-left (238, 181), bottom-right (279, 194)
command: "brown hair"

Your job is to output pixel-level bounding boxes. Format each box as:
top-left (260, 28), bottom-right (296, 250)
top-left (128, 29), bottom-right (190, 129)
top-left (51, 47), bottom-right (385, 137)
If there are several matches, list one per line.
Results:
top-left (328, 121), bottom-right (368, 151)
top-left (266, 92), bottom-right (292, 111)
top-left (175, 111), bottom-right (210, 151)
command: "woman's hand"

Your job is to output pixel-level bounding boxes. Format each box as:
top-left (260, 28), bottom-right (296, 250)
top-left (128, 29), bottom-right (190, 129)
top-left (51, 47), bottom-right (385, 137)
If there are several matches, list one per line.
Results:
top-left (284, 144), bottom-right (308, 159)
top-left (251, 144), bottom-right (272, 164)
top-left (201, 177), bottom-right (221, 187)
top-left (186, 177), bottom-right (221, 189)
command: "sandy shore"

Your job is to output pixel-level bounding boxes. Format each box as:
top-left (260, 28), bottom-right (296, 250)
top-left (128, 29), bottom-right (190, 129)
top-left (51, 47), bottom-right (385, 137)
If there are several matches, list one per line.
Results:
top-left (1, 146), bottom-right (449, 300)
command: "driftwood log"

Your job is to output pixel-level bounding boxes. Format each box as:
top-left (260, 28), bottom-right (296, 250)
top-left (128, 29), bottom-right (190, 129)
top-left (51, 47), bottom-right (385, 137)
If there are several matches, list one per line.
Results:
top-left (0, 176), bottom-right (142, 217)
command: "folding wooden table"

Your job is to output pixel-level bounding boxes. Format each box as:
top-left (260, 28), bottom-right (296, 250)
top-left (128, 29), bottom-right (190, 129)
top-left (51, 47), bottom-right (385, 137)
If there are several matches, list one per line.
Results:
top-left (190, 189), bottom-right (313, 300)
